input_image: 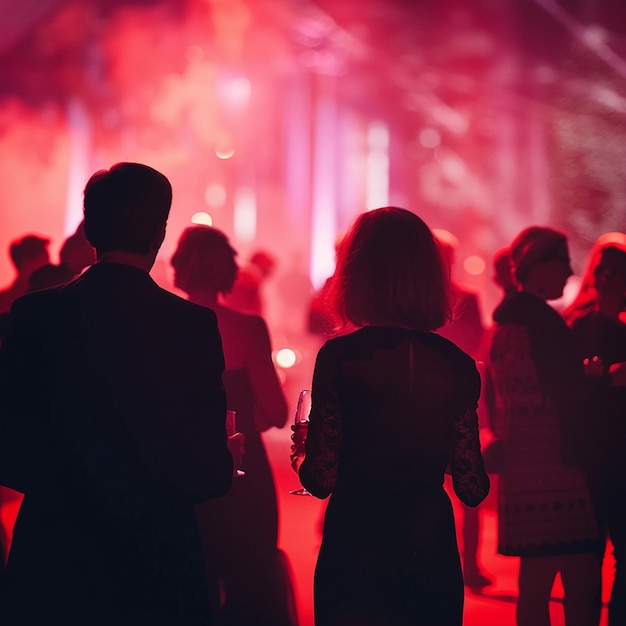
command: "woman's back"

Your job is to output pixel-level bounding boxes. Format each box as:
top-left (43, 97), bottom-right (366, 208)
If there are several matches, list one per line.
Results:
top-left (293, 207), bottom-right (489, 626)
top-left (301, 326), bottom-right (488, 626)
top-left (314, 326), bottom-right (481, 496)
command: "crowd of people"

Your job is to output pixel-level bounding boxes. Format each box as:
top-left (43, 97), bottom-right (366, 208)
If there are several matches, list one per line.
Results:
top-left (0, 161), bottom-right (623, 626)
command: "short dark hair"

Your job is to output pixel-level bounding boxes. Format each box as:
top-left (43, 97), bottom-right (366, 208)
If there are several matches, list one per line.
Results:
top-left (83, 162), bottom-right (172, 255)
top-left (9, 235), bottom-right (49, 270)
top-left (328, 206), bottom-right (452, 331)
top-left (509, 225), bottom-right (567, 285)
top-left (172, 226), bottom-right (238, 295)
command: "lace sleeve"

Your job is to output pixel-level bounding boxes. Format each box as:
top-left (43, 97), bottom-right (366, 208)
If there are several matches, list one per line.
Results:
top-left (299, 344), bottom-right (343, 499)
top-left (450, 370), bottom-right (490, 507)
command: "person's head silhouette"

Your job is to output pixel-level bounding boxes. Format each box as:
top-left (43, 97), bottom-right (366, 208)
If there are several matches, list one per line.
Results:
top-left (509, 226), bottom-right (572, 301)
top-left (329, 206), bottom-right (452, 331)
top-left (492, 246), bottom-right (516, 295)
top-left (171, 225), bottom-right (239, 298)
top-left (8, 234), bottom-right (50, 278)
top-left (83, 162), bottom-right (172, 264)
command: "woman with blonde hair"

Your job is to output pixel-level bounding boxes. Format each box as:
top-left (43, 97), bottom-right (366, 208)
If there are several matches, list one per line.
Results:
top-left (291, 206), bottom-right (489, 626)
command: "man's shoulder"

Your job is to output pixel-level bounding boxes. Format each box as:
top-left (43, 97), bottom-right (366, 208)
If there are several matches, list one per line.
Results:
top-left (108, 273), bottom-right (220, 329)
top-left (156, 286), bottom-right (218, 324)
top-left (28, 266), bottom-right (219, 331)
top-left (9, 284), bottom-right (62, 313)
top-left (76, 264), bottom-right (216, 317)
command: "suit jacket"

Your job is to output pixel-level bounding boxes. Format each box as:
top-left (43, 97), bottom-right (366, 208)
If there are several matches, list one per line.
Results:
top-left (0, 262), bottom-right (233, 625)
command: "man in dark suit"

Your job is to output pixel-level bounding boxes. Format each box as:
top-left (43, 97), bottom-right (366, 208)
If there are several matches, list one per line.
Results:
top-left (0, 163), bottom-right (234, 625)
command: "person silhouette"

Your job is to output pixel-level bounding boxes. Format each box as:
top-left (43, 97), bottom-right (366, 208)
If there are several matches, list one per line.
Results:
top-left (0, 234), bottom-right (50, 314)
top-left (434, 230), bottom-right (486, 359)
top-left (0, 162), bottom-right (234, 625)
top-left (492, 246), bottom-right (518, 298)
top-left (171, 226), bottom-right (296, 626)
top-left (480, 246), bottom-right (516, 474)
top-left (222, 249), bottom-right (277, 317)
top-left (0, 233), bottom-right (49, 579)
top-left (486, 225), bottom-right (602, 626)
top-left (563, 233), bottom-right (626, 626)
top-left (434, 229), bottom-right (492, 590)
top-left (291, 207), bottom-right (489, 626)
top-left (27, 221), bottom-right (95, 292)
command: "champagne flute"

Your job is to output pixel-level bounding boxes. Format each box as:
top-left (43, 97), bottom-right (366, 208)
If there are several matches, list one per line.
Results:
top-left (289, 389), bottom-right (312, 496)
top-left (225, 410), bottom-right (245, 477)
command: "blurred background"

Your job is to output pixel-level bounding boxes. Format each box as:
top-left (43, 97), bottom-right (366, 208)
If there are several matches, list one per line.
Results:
top-left (1, 0), bottom-right (625, 318)
top-left (1, 3), bottom-right (624, 623)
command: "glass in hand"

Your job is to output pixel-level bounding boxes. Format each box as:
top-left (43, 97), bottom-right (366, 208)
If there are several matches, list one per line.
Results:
top-left (289, 389), bottom-right (312, 496)
top-left (225, 410), bottom-right (245, 477)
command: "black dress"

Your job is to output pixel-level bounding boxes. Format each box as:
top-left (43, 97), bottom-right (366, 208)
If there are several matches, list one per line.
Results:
top-left (299, 326), bottom-right (489, 626)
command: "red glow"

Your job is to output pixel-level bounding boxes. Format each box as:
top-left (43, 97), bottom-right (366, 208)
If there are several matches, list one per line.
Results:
top-left (0, 3), bottom-right (624, 623)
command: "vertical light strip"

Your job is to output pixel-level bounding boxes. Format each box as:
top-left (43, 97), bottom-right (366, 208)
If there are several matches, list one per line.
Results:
top-left (233, 186), bottom-right (257, 242)
top-left (64, 98), bottom-right (91, 235)
top-left (365, 120), bottom-right (389, 210)
top-left (310, 95), bottom-right (337, 290)
top-left (284, 74), bottom-right (311, 229)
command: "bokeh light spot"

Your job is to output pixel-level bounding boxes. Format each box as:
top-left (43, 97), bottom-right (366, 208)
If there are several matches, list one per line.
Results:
top-left (220, 76), bottom-right (251, 106)
top-left (216, 146), bottom-right (235, 159)
top-left (191, 212), bottom-right (213, 226)
top-left (204, 184), bottom-right (226, 207)
top-left (419, 128), bottom-right (441, 149)
top-left (274, 348), bottom-right (297, 369)
top-left (464, 255), bottom-right (486, 276)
